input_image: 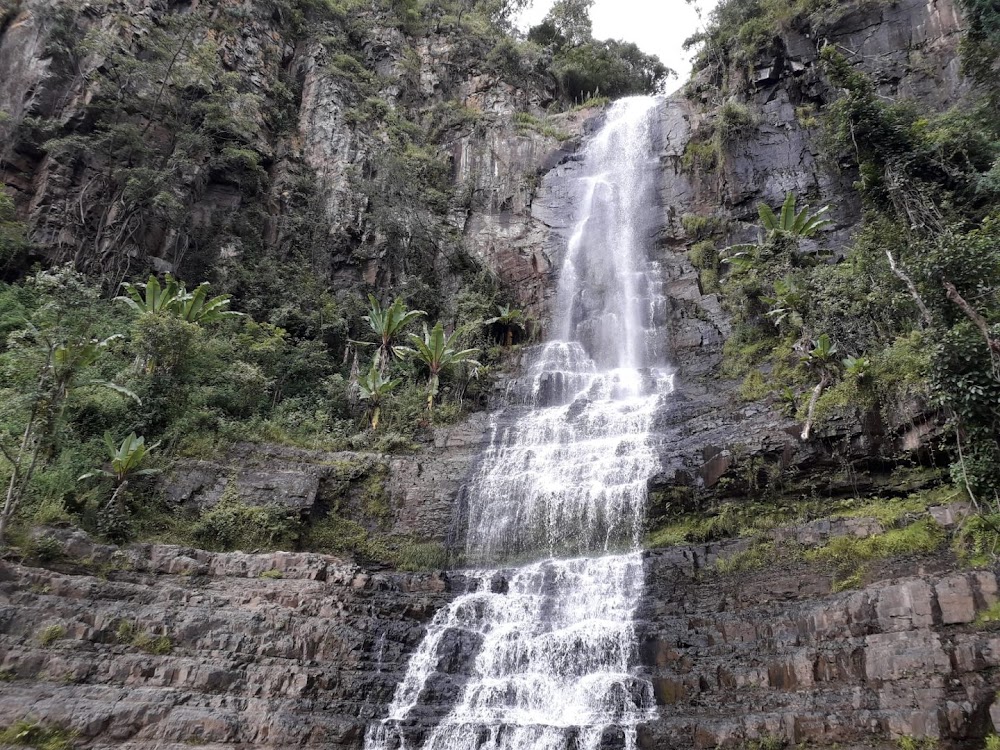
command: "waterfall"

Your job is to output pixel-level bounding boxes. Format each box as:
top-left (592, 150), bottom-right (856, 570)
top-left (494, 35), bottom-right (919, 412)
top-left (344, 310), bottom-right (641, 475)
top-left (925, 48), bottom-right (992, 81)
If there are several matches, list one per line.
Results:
top-left (366, 96), bottom-right (669, 750)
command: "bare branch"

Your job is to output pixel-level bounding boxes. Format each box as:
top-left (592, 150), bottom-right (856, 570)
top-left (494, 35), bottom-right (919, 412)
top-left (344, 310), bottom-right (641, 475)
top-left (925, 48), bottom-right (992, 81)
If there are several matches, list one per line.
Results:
top-left (943, 279), bottom-right (1000, 354)
top-left (885, 249), bottom-right (934, 328)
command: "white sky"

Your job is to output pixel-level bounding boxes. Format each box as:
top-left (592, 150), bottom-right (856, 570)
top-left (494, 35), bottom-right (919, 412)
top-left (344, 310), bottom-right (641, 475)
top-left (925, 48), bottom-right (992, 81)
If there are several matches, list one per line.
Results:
top-left (517, 0), bottom-right (720, 93)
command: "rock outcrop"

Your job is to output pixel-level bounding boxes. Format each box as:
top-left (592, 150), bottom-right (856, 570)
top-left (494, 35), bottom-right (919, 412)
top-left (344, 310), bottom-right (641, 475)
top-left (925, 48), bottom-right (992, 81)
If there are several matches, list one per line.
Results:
top-left (159, 414), bottom-right (489, 543)
top-left (0, 530), bottom-right (452, 750)
top-left (3, 510), bottom-right (998, 749)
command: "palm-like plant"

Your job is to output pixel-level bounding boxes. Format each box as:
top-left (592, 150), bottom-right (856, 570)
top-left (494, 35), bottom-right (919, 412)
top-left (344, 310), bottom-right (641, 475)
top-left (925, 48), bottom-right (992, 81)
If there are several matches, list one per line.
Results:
top-left (175, 282), bottom-right (242, 323)
top-left (79, 432), bottom-right (160, 511)
top-left (842, 355), bottom-right (871, 380)
top-left (52, 335), bottom-right (139, 404)
top-left (485, 304), bottom-right (525, 347)
top-left (362, 295), bottom-right (425, 370)
top-left (116, 275), bottom-right (184, 315)
top-left (801, 333), bottom-right (841, 441)
top-left (759, 192), bottom-right (832, 238)
top-left (761, 275), bottom-right (807, 330)
top-left (405, 322), bottom-right (481, 410)
top-left (357, 360), bottom-right (401, 430)
top-left (116, 275), bottom-right (241, 324)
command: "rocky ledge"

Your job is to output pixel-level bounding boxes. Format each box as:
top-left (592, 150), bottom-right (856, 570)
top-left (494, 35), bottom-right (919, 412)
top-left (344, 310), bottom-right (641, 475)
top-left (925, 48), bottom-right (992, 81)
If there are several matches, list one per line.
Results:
top-left (2, 509), bottom-right (998, 750)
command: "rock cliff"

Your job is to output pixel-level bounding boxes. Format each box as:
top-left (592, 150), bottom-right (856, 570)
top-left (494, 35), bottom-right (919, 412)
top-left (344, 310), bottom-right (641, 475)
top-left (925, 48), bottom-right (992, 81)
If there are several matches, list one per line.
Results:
top-left (2, 0), bottom-right (998, 748)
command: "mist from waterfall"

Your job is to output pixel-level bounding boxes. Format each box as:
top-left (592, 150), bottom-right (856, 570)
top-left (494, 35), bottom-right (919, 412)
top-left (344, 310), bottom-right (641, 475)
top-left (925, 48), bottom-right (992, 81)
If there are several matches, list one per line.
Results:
top-left (366, 96), bottom-right (670, 750)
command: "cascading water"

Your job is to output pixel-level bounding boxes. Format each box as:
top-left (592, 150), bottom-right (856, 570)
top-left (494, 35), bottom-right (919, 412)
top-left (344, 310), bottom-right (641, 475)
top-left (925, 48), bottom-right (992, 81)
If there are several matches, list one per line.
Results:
top-left (366, 96), bottom-right (670, 750)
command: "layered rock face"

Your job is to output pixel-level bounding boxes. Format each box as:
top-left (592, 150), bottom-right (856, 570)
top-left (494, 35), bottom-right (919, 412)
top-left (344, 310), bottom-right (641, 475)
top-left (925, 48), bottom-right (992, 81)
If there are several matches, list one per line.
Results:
top-left (0, 530), bottom-right (454, 750)
top-left (3, 511), bottom-right (999, 749)
top-left (637, 516), bottom-right (1000, 747)
top-left (2, 0), bottom-right (998, 748)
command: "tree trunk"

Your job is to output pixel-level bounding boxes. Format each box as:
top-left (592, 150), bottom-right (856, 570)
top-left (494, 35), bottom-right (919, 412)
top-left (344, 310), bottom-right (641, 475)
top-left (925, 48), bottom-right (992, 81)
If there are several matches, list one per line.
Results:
top-left (885, 250), bottom-right (933, 328)
top-left (943, 279), bottom-right (1000, 354)
top-left (801, 374), bottom-right (830, 441)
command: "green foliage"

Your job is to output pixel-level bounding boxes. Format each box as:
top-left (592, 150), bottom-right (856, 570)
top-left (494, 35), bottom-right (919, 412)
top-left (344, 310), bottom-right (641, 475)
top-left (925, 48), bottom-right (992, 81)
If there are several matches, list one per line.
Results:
top-left (357, 360), bottom-right (401, 430)
top-left (0, 720), bottom-right (75, 750)
top-left (897, 737), bottom-right (938, 750)
top-left (360, 295), bottom-right (425, 368)
top-left (804, 518), bottom-right (946, 589)
top-left (686, 0), bottom-right (855, 72)
top-left (37, 624), bottom-right (66, 647)
top-left (513, 112), bottom-right (571, 141)
top-left (716, 101), bottom-right (758, 143)
top-left (116, 620), bottom-right (172, 654)
top-left (394, 540), bottom-right (448, 571)
top-left (743, 737), bottom-right (787, 750)
top-left (527, 0), bottom-right (670, 102)
top-left (0, 192), bottom-right (28, 269)
top-left (758, 192), bottom-right (832, 238)
top-left (190, 499), bottom-right (300, 552)
top-left (117, 275), bottom-right (240, 325)
top-left (79, 432), bottom-right (159, 484)
top-left (953, 513), bottom-right (1000, 567)
top-left (259, 568), bottom-right (284, 579)
top-left (974, 601), bottom-right (1000, 626)
top-left (715, 538), bottom-right (778, 574)
top-left (405, 322), bottom-right (481, 410)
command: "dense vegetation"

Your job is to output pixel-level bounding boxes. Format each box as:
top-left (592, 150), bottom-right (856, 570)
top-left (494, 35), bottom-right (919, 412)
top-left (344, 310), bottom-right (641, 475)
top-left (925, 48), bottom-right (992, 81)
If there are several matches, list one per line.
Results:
top-left (669, 0), bottom-right (1000, 569)
top-left (0, 0), bottom-right (674, 560)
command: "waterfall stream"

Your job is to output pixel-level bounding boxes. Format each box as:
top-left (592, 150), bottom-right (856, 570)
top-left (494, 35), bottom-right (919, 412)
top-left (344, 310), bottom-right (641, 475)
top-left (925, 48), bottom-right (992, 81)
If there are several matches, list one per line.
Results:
top-left (366, 96), bottom-right (669, 750)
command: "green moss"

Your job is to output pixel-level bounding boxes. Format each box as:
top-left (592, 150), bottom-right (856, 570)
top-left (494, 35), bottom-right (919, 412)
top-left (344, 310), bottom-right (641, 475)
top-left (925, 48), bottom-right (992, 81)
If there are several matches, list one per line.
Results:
top-left (716, 100), bottom-right (758, 143)
top-left (721, 327), bottom-right (777, 380)
top-left (681, 138), bottom-right (719, 173)
top-left (742, 736), bottom-right (787, 750)
top-left (830, 486), bottom-right (959, 526)
top-left (715, 539), bottom-right (780, 574)
top-left (132, 633), bottom-right (173, 655)
top-left (953, 512), bottom-right (1000, 567)
top-left (0, 720), bottom-right (76, 750)
top-left (512, 112), bottom-right (571, 141)
top-left (805, 518), bottom-right (946, 589)
top-left (974, 601), bottom-right (1000, 626)
top-left (190, 498), bottom-right (300, 553)
top-left (393, 540), bottom-right (448, 571)
top-left (259, 568), bottom-right (284, 579)
top-left (680, 213), bottom-right (723, 240)
top-left (897, 737), bottom-right (938, 750)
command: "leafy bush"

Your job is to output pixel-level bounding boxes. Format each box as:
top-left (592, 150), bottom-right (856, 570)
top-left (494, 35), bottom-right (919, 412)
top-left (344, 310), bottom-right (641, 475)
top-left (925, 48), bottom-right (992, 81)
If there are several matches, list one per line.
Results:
top-left (394, 540), bottom-right (448, 571)
top-left (0, 720), bottom-right (76, 750)
top-left (37, 625), bottom-right (66, 647)
top-left (190, 499), bottom-right (300, 552)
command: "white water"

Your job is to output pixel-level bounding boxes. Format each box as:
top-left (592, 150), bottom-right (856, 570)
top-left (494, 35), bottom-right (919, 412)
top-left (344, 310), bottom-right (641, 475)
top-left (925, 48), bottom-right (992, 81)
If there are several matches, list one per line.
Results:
top-left (366, 97), bottom-right (669, 750)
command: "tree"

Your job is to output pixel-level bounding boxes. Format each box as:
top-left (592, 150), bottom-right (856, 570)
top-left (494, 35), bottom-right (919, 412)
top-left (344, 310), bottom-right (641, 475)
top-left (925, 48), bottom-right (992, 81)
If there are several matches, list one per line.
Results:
top-left (117, 274), bottom-right (240, 323)
top-left (357, 360), bottom-right (401, 430)
top-left (404, 322), bottom-right (481, 410)
top-left (0, 334), bottom-right (137, 546)
top-left (545, 0), bottom-right (594, 47)
top-left (79, 431), bottom-right (160, 512)
top-left (485, 304), bottom-right (525, 347)
top-left (361, 295), bottom-right (425, 371)
top-left (0, 192), bottom-right (27, 268)
top-left (759, 192), bottom-right (832, 238)
top-left (116, 275), bottom-right (185, 315)
top-left (174, 282), bottom-right (242, 324)
top-left (800, 333), bottom-right (840, 441)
